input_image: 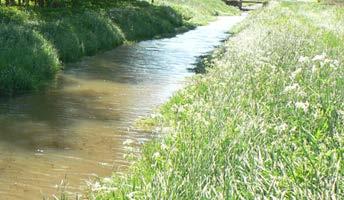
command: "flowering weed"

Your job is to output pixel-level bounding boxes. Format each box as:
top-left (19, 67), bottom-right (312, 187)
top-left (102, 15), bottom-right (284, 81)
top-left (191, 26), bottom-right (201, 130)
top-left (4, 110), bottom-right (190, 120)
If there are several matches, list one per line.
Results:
top-left (91, 2), bottom-right (344, 199)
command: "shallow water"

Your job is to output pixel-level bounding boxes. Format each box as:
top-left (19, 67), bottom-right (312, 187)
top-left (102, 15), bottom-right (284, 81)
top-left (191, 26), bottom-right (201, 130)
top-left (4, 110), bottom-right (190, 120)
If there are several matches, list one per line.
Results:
top-left (0, 15), bottom-right (245, 199)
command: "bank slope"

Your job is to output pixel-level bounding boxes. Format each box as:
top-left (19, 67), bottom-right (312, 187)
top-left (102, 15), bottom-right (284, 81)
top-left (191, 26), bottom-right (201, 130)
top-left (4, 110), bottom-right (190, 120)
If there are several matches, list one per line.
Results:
top-left (89, 2), bottom-right (344, 199)
top-left (0, 0), bottom-right (238, 96)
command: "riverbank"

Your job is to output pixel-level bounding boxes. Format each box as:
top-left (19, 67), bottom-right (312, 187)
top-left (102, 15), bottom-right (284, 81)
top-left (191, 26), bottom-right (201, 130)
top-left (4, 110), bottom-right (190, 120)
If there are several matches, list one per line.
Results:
top-left (89, 1), bottom-right (344, 199)
top-left (0, 0), bottom-right (238, 96)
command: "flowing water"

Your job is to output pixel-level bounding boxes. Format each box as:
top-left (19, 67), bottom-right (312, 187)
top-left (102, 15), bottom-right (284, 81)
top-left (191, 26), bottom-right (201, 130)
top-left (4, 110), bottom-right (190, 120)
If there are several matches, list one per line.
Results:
top-left (0, 15), bottom-right (245, 199)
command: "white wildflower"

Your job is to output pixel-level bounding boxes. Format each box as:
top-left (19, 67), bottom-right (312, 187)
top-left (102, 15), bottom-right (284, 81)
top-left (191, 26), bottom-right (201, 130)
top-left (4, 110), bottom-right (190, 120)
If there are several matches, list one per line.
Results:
top-left (284, 83), bottom-right (299, 93)
top-left (330, 59), bottom-right (340, 69)
top-left (295, 101), bottom-right (310, 112)
top-left (152, 152), bottom-right (161, 159)
top-left (298, 56), bottom-right (309, 63)
top-left (324, 58), bottom-right (332, 64)
top-left (313, 109), bottom-right (321, 119)
top-left (275, 123), bottom-right (288, 133)
top-left (333, 59), bottom-right (340, 66)
top-left (123, 146), bottom-right (134, 152)
top-left (312, 53), bottom-right (326, 61)
top-left (290, 127), bottom-right (297, 132)
top-left (161, 143), bottom-right (168, 150)
top-left (91, 181), bottom-right (101, 192)
top-left (177, 105), bottom-right (185, 113)
top-left (297, 90), bottom-right (307, 97)
top-left (127, 192), bottom-right (135, 200)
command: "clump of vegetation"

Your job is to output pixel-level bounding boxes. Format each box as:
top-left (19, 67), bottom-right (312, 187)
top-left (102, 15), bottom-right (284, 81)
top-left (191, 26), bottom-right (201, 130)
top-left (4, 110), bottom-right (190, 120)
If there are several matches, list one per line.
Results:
top-left (155, 0), bottom-right (240, 25)
top-left (38, 10), bottom-right (125, 62)
top-left (89, 2), bottom-right (344, 199)
top-left (322, 0), bottom-right (344, 5)
top-left (108, 5), bottom-right (183, 41)
top-left (0, 24), bottom-right (59, 94)
top-left (0, 0), bottom-right (238, 96)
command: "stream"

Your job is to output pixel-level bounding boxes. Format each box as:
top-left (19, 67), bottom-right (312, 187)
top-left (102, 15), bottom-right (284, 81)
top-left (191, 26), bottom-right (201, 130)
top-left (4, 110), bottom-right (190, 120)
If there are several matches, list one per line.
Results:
top-left (0, 15), bottom-right (245, 199)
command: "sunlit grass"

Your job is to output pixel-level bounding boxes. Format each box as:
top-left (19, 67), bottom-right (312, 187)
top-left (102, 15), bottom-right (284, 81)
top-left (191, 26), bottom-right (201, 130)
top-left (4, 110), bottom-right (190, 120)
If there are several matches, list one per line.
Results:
top-left (89, 2), bottom-right (344, 199)
top-left (0, 0), bottom-right (238, 96)
top-left (153, 0), bottom-right (240, 25)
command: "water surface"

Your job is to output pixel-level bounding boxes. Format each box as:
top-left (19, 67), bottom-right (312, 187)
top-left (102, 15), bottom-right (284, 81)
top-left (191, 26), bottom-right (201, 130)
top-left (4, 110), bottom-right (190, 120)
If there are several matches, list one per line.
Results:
top-left (0, 15), bottom-right (245, 199)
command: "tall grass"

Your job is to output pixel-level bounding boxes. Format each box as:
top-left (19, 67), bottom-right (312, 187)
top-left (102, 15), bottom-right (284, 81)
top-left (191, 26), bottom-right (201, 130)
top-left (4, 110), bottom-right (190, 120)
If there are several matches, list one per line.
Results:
top-left (156, 0), bottom-right (239, 25)
top-left (38, 10), bottom-right (125, 62)
top-left (322, 0), bottom-right (344, 5)
top-left (0, 24), bottom-right (59, 95)
top-left (0, 0), bottom-right (238, 96)
top-left (89, 2), bottom-right (344, 199)
top-left (108, 5), bottom-right (183, 41)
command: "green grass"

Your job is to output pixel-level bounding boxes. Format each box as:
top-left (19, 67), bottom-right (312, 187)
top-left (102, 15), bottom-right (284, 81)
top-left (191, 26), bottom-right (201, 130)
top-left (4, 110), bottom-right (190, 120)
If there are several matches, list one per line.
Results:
top-left (108, 5), bottom-right (183, 41)
top-left (89, 2), bottom-right (344, 199)
top-left (155, 0), bottom-right (239, 25)
top-left (0, 0), bottom-right (238, 96)
top-left (322, 0), bottom-right (344, 5)
top-left (0, 24), bottom-right (59, 94)
top-left (37, 10), bottom-right (125, 62)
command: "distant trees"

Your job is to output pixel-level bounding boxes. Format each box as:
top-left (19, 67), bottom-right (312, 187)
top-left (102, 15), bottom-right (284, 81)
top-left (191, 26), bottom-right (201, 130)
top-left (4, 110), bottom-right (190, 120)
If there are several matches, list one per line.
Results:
top-left (0, 0), bottom-right (60, 7)
top-left (0, 0), bottom-right (134, 8)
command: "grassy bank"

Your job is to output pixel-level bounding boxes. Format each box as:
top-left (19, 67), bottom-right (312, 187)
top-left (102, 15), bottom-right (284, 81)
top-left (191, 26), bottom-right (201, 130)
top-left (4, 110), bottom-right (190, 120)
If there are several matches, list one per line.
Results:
top-left (89, 1), bottom-right (344, 199)
top-left (0, 0), bottom-right (238, 96)
top-left (322, 0), bottom-right (344, 5)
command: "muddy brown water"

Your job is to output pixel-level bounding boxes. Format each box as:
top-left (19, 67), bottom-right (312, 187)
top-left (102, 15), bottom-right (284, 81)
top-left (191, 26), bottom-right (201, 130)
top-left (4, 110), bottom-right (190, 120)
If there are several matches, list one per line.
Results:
top-left (0, 15), bottom-right (245, 199)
